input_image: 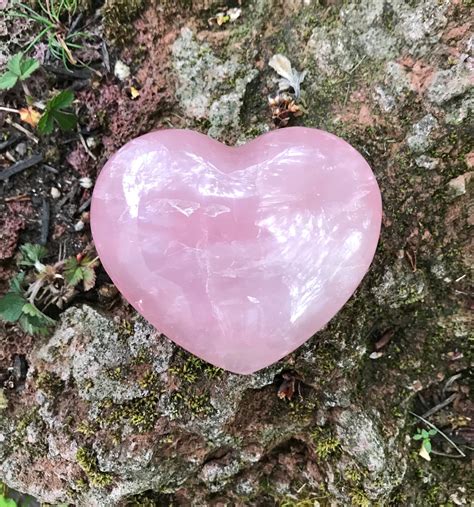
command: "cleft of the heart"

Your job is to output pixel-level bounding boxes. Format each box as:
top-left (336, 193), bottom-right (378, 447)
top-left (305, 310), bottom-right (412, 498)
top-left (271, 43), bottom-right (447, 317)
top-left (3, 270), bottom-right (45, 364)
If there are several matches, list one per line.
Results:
top-left (91, 127), bottom-right (382, 374)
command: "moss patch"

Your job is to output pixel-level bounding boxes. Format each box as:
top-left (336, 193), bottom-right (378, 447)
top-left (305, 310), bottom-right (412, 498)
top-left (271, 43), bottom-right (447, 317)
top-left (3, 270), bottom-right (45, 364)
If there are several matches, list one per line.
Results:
top-left (76, 446), bottom-right (113, 488)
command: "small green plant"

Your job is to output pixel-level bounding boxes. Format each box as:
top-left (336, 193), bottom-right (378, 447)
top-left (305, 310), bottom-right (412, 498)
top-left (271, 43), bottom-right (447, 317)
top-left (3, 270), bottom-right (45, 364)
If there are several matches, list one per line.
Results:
top-left (38, 89), bottom-right (77, 134)
top-left (12, 0), bottom-right (86, 67)
top-left (64, 253), bottom-right (99, 291)
top-left (0, 483), bottom-right (17, 507)
top-left (413, 427), bottom-right (437, 460)
top-left (0, 273), bottom-right (54, 335)
top-left (0, 244), bottom-right (99, 335)
top-left (18, 243), bottom-right (47, 270)
top-left (0, 52), bottom-right (39, 90)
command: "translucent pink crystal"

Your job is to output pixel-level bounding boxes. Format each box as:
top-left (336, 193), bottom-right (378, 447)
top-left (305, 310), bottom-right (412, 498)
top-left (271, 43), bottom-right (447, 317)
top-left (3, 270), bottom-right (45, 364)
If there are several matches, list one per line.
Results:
top-left (91, 128), bottom-right (382, 374)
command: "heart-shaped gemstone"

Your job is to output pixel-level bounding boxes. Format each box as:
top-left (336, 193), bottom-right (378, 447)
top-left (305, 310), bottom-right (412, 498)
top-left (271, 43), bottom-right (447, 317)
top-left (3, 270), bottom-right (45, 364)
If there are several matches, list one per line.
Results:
top-left (91, 128), bottom-right (382, 374)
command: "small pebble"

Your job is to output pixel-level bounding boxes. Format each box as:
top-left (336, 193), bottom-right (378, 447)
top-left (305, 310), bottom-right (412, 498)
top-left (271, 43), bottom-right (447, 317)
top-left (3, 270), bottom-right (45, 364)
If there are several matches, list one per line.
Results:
top-left (74, 220), bottom-right (85, 232)
top-left (50, 187), bottom-right (61, 199)
top-left (369, 351), bottom-right (383, 359)
top-left (114, 60), bottom-right (131, 81)
top-left (15, 142), bottom-right (27, 157)
top-left (79, 177), bottom-right (93, 189)
top-left (86, 137), bottom-right (98, 149)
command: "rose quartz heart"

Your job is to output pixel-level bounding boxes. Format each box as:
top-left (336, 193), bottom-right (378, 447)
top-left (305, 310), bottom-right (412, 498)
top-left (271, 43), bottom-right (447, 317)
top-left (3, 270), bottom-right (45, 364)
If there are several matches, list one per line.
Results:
top-left (91, 128), bottom-right (382, 374)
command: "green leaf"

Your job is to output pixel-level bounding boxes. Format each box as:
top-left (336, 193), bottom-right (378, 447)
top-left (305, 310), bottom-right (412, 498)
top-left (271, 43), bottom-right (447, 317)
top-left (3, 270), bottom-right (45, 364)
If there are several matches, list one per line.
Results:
top-left (7, 53), bottom-right (23, 76)
top-left (413, 434), bottom-right (423, 441)
top-left (64, 256), bottom-right (98, 290)
top-left (19, 243), bottom-right (47, 268)
top-left (82, 266), bottom-right (96, 291)
top-left (0, 494), bottom-right (18, 507)
top-left (10, 273), bottom-right (25, 294)
top-left (39, 90), bottom-right (77, 134)
top-left (21, 302), bottom-right (55, 324)
top-left (428, 429), bottom-right (437, 436)
top-left (0, 71), bottom-right (18, 90)
top-left (53, 110), bottom-right (77, 131)
top-left (38, 110), bottom-right (54, 134)
top-left (48, 89), bottom-right (74, 110)
top-left (423, 439), bottom-right (432, 453)
top-left (19, 57), bottom-right (40, 80)
top-left (64, 257), bottom-right (83, 287)
top-left (17, 302), bottom-right (55, 335)
top-left (421, 429), bottom-right (429, 439)
top-left (0, 292), bottom-right (26, 322)
top-left (18, 313), bottom-right (49, 335)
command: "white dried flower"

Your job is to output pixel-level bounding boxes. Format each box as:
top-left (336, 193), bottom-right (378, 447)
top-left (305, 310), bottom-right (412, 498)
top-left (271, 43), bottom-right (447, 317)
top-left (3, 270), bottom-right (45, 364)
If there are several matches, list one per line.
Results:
top-left (79, 177), bottom-right (93, 189)
top-left (269, 54), bottom-right (307, 99)
top-left (114, 60), bottom-right (130, 81)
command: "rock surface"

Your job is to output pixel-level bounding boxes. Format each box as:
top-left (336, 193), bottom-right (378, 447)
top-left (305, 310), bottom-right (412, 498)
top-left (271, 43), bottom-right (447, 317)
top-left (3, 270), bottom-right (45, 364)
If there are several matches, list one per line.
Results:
top-left (0, 0), bottom-right (472, 505)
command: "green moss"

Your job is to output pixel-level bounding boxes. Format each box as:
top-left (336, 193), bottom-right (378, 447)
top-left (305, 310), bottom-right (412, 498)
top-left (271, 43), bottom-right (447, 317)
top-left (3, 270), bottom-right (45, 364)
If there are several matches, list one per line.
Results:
top-left (118, 319), bottom-right (134, 338)
top-left (12, 409), bottom-right (42, 450)
top-left (132, 347), bottom-right (153, 365)
top-left (74, 478), bottom-right (88, 491)
top-left (102, 0), bottom-right (143, 43)
top-left (105, 366), bottom-right (124, 381)
top-left (168, 391), bottom-right (214, 419)
top-left (315, 436), bottom-right (341, 459)
top-left (350, 490), bottom-right (371, 507)
top-left (102, 393), bottom-right (160, 433)
top-left (165, 351), bottom-right (222, 419)
top-left (344, 467), bottom-right (363, 484)
top-left (82, 379), bottom-right (94, 393)
top-left (76, 447), bottom-right (113, 487)
top-left (36, 371), bottom-right (64, 396)
top-left (76, 420), bottom-right (97, 437)
top-left (169, 351), bottom-right (222, 384)
top-left (138, 370), bottom-right (159, 389)
top-left (280, 497), bottom-right (320, 507)
top-left (311, 427), bottom-right (341, 460)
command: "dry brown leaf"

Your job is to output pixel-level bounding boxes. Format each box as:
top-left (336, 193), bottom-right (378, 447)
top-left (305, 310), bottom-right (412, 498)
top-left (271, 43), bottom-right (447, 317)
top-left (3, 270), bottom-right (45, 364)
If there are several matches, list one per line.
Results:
top-left (19, 107), bottom-right (41, 128)
top-left (130, 86), bottom-right (140, 100)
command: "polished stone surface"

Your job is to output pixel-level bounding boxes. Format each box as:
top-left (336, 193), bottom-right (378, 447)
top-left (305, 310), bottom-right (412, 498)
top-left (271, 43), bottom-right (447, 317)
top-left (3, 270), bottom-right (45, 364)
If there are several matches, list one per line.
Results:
top-left (91, 128), bottom-right (382, 374)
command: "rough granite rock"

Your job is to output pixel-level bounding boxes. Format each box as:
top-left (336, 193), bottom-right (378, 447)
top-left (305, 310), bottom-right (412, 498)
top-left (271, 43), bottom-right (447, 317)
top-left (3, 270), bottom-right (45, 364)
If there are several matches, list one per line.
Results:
top-left (0, 305), bottom-right (405, 505)
top-left (172, 27), bottom-right (258, 139)
top-left (426, 62), bottom-right (473, 105)
top-left (406, 114), bottom-right (439, 154)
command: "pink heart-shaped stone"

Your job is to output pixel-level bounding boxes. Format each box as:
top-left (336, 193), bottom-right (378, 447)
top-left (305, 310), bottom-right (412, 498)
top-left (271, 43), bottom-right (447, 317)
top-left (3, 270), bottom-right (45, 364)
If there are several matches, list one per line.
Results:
top-left (91, 128), bottom-right (382, 374)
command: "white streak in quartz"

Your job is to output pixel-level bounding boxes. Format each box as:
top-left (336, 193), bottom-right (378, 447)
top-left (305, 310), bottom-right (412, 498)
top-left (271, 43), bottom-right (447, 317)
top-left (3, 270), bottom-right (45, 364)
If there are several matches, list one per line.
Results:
top-left (203, 204), bottom-right (231, 217)
top-left (342, 231), bottom-right (363, 256)
top-left (167, 199), bottom-right (201, 217)
top-left (122, 149), bottom-right (171, 218)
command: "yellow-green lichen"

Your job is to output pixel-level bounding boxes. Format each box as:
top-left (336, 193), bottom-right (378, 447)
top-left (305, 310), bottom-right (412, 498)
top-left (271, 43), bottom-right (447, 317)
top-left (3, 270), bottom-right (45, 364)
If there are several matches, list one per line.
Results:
top-left (101, 394), bottom-right (160, 433)
top-left (36, 371), bottom-right (64, 396)
top-left (169, 352), bottom-right (223, 384)
top-left (350, 489), bottom-right (371, 507)
top-left (76, 446), bottom-right (113, 487)
top-left (311, 428), bottom-right (341, 460)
